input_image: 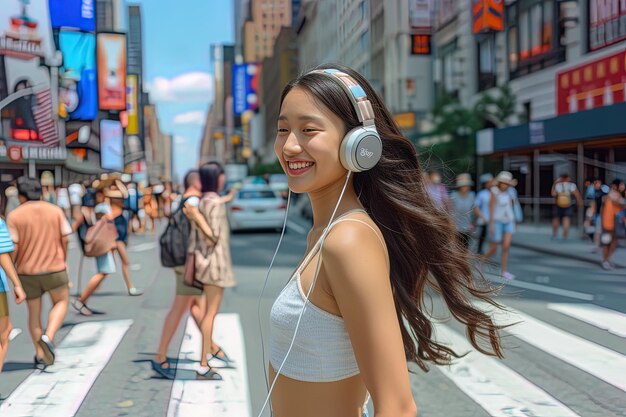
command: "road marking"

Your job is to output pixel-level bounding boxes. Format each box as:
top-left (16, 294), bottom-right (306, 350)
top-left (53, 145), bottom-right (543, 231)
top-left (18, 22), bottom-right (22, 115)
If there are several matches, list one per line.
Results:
top-left (167, 314), bottom-right (251, 417)
top-left (485, 273), bottom-right (595, 301)
top-left (127, 242), bottom-right (158, 252)
top-left (478, 301), bottom-right (626, 392)
top-left (0, 319), bottom-right (133, 416)
top-left (286, 221), bottom-right (308, 235)
top-left (548, 303), bottom-right (626, 338)
top-left (434, 324), bottom-right (580, 417)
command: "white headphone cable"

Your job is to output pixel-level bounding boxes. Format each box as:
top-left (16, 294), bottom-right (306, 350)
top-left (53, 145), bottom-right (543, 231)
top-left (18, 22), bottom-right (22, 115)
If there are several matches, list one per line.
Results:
top-left (257, 189), bottom-right (292, 400)
top-left (256, 171), bottom-right (352, 417)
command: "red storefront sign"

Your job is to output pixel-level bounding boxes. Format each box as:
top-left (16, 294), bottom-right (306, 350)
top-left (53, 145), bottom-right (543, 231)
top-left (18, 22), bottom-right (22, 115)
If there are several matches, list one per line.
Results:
top-left (556, 50), bottom-right (626, 115)
top-left (472, 0), bottom-right (504, 34)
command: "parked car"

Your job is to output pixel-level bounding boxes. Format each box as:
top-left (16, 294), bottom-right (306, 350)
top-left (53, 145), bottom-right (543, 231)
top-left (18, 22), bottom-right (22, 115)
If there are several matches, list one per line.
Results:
top-left (227, 185), bottom-right (287, 232)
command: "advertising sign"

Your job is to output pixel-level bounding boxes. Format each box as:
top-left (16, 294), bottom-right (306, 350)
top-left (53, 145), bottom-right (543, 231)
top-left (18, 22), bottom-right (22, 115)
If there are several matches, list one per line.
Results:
top-left (556, 50), bottom-right (626, 115)
top-left (2, 56), bottom-right (59, 146)
top-left (410, 0), bottom-right (432, 29)
top-left (100, 119), bottom-right (124, 171)
top-left (232, 63), bottom-right (260, 115)
top-left (97, 32), bottom-right (127, 110)
top-left (0, 0), bottom-right (55, 60)
top-left (59, 30), bottom-right (98, 120)
top-left (49, 0), bottom-right (95, 31)
top-left (589, 0), bottom-right (626, 51)
top-left (126, 74), bottom-right (139, 134)
top-left (411, 34), bottom-right (431, 55)
top-left (472, 0), bottom-right (504, 34)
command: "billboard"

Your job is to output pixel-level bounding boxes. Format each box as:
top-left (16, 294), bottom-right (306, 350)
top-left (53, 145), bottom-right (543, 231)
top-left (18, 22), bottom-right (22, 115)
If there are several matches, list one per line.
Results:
top-left (59, 30), bottom-right (98, 120)
top-left (126, 74), bottom-right (139, 134)
top-left (100, 119), bottom-right (124, 171)
top-left (472, 0), bottom-right (504, 34)
top-left (97, 32), bottom-right (127, 110)
top-left (0, 0), bottom-right (55, 60)
top-left (589, 0), bottom-right (626, 51)
top-left (556, 50), bottom-right (626, 115)
top-left (49, 0), bottom-right (95, 31)
top-left (232, 63), bottom-right (260, 115)
top-left (411, 34), bottom-right (431, 55)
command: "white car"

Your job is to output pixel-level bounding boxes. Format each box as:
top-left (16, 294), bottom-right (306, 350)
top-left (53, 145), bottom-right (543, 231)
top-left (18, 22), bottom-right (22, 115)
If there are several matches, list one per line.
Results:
top-left (227, 186), bottom-right (287, 232)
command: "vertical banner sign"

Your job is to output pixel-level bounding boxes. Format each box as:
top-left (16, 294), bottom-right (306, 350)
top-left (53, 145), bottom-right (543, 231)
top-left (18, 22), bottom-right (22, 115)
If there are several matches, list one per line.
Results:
top-left (411, 34), bottom-right (432, 55)
top-left (97, 33), bottom-right (127, 110)
top-left (472, 0), bottom-right (504, 34)
top-left (100, 119), bottom-right (124, 171)
top-left (410, 0), bottom-right (433, 29)
top-left (232, 63), bottom-right (260, 115)
top-left (49, 0), bottom-right (95, 31)
top-left (556, 50), bottom-right (626, 115)
top-left (126, 75), bottom-right (139, 134)
top-left (589, 0), bottom-right (626, 51)
top-left (59, 31), bottom-right (98, 120)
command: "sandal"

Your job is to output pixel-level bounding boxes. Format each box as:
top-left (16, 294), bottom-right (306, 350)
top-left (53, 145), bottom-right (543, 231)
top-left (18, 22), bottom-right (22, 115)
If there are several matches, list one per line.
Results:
top-left (208, 347), bottom-right (235, 368)
top-left (151, 359), bottom-right (176, 379)
top-left (196, 366), bottom-right (222, 381)
top-left (34, 356), bottom-right (47, 370)
top-left (72, 299), bottom-right (93, 316)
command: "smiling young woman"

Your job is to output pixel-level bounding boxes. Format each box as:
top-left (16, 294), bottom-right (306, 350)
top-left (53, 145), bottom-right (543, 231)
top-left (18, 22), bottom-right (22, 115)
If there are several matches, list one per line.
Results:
top-left (266, 64), bottom-right (505, 417)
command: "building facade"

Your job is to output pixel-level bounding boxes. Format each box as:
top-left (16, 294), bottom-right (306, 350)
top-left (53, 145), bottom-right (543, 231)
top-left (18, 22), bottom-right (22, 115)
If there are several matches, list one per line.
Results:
top-left (244, 0), bottom-right (292, 62)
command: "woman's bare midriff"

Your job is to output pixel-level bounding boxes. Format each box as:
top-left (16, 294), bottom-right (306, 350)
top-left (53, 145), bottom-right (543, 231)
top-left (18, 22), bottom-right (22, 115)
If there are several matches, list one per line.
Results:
top-left (268, 366), bottom-right (368, 417)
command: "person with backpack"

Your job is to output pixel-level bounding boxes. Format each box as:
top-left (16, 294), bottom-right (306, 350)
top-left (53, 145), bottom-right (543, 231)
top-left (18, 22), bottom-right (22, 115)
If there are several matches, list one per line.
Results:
top-left (153, 170), bottom-right (206, 378)
top-left (70, 189), bottom-right (119, 315)
top-left (551, 173), bottom-right (582, 240)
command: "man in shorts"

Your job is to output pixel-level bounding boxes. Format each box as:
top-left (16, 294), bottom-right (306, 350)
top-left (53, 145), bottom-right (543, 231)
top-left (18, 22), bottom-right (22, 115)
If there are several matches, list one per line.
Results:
top-left (7, 177), bottom-right (72, 367)
top-left (0, 216), bottom-right (26, 373)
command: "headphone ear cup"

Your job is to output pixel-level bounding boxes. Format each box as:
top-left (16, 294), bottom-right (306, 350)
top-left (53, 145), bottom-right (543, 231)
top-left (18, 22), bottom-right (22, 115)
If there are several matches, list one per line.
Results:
top-left (340, 126), bottom-right (382, 172)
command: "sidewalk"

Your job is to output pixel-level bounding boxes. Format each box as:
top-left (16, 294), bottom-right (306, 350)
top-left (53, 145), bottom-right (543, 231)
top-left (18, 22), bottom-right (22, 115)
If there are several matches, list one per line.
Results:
top-left (512, 224), bottom-right (626, 268)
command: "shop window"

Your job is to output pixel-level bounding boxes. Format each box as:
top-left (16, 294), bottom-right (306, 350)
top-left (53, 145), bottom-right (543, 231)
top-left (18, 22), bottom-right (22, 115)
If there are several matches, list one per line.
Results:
top-left (506, 0), bottom-right (565, 80)
top-left (477, 34), bottom-right (497, 91)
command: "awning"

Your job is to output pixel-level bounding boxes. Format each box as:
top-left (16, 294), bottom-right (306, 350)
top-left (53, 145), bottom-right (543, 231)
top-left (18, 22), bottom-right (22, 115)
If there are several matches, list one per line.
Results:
top-left (477, 102), bottom-right (626, 155)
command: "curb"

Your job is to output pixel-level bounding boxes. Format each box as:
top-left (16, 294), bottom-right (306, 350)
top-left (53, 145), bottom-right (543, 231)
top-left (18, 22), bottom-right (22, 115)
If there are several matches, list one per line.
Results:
top-left (512, 240), bottom-right (626, 269)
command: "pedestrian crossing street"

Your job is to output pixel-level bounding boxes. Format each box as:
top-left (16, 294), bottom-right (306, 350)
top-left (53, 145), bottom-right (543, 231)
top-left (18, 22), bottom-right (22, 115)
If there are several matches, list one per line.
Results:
top-left (1, 303), bottom-right (625, 417)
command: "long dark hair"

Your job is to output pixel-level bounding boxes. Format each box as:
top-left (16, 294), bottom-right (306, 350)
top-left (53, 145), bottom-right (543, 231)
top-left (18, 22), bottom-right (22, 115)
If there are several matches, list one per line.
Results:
top-left (199, 162), bottom-right (224, 194)
top-left (280, 64), bottom-right (504, 371)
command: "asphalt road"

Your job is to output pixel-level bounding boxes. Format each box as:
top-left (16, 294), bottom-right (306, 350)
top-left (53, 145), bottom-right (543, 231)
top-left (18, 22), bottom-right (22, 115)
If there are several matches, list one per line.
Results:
top-left (1, 216), bottom-right (625, 417)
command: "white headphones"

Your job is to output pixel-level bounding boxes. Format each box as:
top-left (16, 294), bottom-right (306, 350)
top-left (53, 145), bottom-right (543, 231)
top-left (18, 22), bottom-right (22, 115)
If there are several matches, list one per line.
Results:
top-left (256, 69), bottom-right (381, 417)
top-left (310, 68), bottom-right (382, 173)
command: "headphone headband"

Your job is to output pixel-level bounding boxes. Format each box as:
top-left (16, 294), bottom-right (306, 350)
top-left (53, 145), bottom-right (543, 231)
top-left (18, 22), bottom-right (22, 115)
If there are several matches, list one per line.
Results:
top-left (309, 69), bottom-right (375, 125)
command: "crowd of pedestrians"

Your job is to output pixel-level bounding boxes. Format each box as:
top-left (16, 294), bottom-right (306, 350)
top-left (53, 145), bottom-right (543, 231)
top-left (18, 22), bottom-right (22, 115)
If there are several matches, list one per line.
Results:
top-left (0, 173), bottom-right (188, 374)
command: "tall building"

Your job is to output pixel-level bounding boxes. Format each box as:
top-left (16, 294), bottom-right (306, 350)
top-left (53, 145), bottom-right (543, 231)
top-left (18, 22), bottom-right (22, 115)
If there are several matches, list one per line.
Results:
top-left (295, 0), bottom-right (339, 70)
top-left (126, 5), bottom-right (145, 165)
top-left (244, 0), bottom-right (292, 62)
top-left (260, 27), bottom-right (298, 162)
top-left (96, 0), bottom-right (127, 31)
top-left (199, 44), bottom-right (236, 164)
top-left (425, 0), bottom-right (626, 223)
top-left (338, 0), bottom-right (371, 78)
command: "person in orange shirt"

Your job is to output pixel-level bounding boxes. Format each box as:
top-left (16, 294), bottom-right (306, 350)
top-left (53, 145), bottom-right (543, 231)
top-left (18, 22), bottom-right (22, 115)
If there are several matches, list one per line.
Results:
top-left (600, 179), bottom-right (626, 270)
top-left (7, 177), bottom-right (72, 367)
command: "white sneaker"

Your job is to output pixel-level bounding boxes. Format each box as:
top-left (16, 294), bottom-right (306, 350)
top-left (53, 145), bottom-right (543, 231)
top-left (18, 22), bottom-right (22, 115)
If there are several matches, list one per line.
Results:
top-left (8, 328), bottom-right (22, 341)
top-left (502, 271), bottom-right (516, 280)
top-left (128, 287), bottom-right (144, 296)
top-left (601, 261), bottom-right (613, 271)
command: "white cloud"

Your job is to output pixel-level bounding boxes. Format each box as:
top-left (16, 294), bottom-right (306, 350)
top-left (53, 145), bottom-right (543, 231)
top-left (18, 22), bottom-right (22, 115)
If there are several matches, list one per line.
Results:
top-left (174, 135), bottom-right (188, 145)
top-left (147, 72), bottom-right (213, 103)
top-left (173, 110), bottom-right (205, 125)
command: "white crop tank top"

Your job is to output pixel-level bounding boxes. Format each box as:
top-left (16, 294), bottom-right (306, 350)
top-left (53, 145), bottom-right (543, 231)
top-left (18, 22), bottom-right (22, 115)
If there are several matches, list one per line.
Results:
top-left (269, 209), bottom-right (386, 383)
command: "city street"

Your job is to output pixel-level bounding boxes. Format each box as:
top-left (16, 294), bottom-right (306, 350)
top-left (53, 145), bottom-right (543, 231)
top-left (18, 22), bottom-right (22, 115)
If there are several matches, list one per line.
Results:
top-left (0, 216), bottom-right (625, 417)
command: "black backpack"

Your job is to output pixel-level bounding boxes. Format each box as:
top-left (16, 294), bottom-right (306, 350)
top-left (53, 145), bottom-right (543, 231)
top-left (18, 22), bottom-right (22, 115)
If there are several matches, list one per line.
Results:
top-left (159, 198), bottom-right (191, 267)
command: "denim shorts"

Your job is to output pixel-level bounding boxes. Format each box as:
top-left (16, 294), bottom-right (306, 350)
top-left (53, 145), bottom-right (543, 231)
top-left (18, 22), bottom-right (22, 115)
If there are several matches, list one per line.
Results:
top-left (490, 221), bottom-right (515, 243)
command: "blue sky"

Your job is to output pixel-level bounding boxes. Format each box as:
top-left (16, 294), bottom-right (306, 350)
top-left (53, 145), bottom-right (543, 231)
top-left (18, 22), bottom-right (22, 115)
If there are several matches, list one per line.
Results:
top-left (130, 0), bottom-right (234, 181)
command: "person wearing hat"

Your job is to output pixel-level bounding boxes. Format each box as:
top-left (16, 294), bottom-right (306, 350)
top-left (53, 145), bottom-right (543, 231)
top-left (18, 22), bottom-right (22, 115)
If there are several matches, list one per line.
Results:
top-left (474, 173), bottom-right (494, 254)
top-left (450, 173), bottom-right (476, 249)
top-left (484, 171), bottom-right (518, 280)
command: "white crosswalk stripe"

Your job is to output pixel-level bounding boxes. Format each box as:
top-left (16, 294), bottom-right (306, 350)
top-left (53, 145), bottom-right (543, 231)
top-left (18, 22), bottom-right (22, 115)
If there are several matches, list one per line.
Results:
top-left (434, 323), bottom-right (581, 417)
top-left (167, 314), bottom-right (251, 417)
top-left (477, 301), bottom-right (626, 392)
top-left (548, 303), bottom-right (626, 338)
top-left (0, 320), bottom-right (133, 417)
